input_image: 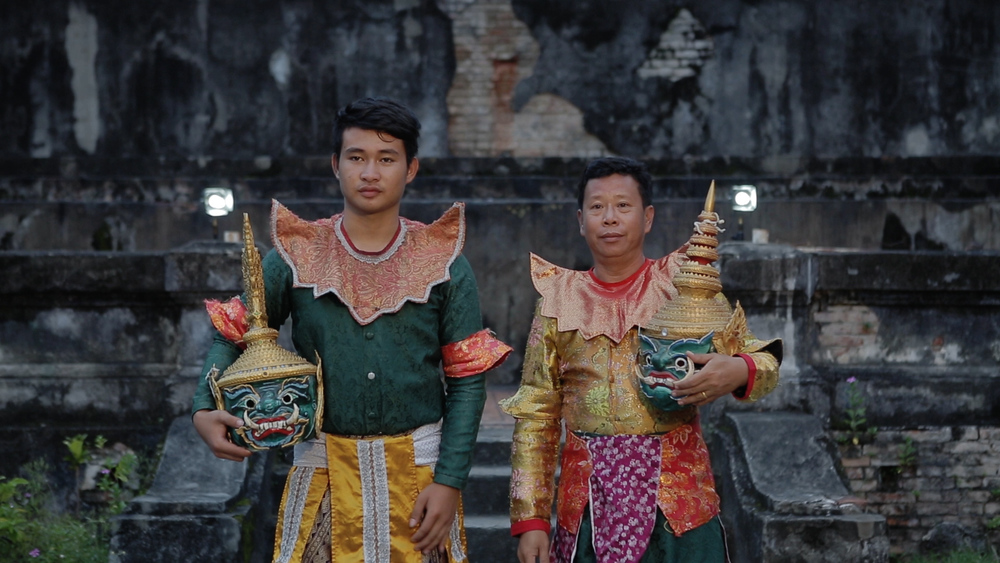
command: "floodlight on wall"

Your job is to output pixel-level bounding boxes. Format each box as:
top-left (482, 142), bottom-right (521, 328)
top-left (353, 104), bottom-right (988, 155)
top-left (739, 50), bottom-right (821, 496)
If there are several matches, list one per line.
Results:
top-left (203, 187), bottom-right (235, 217)
top-left (731, 185), bottom-right (757, 212)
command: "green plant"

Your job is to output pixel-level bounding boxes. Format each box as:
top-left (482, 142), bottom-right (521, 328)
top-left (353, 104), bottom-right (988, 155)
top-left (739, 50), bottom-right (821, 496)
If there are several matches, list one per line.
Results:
top-left (987, 516), bottom-right (1000, 531)
top-left (63, 435), bottom-right (89, 467)
top-left (898, 436), bottom-right (917, 471)
top-left (95, 450), bottom-right (139, 514)
top-left (0, 467), bottom-right (109, 563)
top-left (0, 436), bottom-right (154, 563)
top-left (839, 376), bottom-right (878, 445)
top-left (62, 434), bottom-right (141, 515)
top-left (0, 476), bottom-right (31, 547)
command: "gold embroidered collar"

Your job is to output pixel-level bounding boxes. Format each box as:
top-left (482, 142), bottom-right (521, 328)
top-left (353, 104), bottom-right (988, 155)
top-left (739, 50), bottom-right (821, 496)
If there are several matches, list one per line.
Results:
top-left (530, 252), bottom-right (683, 343)
top-left (271, 200), bottom-right (465, 325)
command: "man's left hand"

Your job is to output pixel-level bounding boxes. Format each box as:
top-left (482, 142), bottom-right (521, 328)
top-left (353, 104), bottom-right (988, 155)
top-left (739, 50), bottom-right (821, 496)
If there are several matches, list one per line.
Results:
top-left (672, 353), bottom-right (749, 406)
top-left (409, 482), bottom-right (459, 555)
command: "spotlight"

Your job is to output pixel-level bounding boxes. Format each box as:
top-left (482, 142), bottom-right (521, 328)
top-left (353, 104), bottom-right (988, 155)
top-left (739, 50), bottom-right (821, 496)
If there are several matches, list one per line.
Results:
top-left (731, 185), bottom-right (757, 212)
top-left (203, 187), bottom-right (234, 217)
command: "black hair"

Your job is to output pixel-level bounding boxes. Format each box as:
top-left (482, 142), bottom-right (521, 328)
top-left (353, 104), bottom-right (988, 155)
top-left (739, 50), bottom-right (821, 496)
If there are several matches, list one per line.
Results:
top-left (576, 156), bottom-right (653, 209)
top-left (331, 97), bottom-right (421, 164)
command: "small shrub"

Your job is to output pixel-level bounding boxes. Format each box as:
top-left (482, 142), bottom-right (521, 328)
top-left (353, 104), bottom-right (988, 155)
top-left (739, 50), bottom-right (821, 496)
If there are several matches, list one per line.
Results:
top-left (838, 376), bottom-right (878, 445)
top-left (0, 435), bottom-right (149, 563)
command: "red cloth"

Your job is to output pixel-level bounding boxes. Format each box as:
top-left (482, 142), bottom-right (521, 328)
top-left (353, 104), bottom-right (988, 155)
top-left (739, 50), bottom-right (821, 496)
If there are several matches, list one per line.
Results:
top-left (204, 297), bottom-right (248, 349)
top-left (732, 353), bottom-right (757, 400)
top-left (441, 329), bottom-right (513, 378)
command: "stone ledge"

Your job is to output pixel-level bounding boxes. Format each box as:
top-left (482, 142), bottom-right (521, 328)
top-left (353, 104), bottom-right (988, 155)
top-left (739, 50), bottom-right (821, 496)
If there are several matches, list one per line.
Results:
top-left (725, 412), bottom-right (854, 515)
top-left (821, 366), bottom-right (1000, 427)
top-left (5, 247), bottom-right (1000, 297)
top-left (132, 417), bottom-right (246, 515)
top-left (718, 245), bottom-right (1000, 305)
top-left (712, 411), bottom-right (890, 562)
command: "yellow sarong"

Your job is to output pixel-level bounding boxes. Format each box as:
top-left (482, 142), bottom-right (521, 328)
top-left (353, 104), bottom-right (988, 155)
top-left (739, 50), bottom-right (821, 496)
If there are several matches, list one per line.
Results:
top-left (273, 425), bottom-right (468, 563)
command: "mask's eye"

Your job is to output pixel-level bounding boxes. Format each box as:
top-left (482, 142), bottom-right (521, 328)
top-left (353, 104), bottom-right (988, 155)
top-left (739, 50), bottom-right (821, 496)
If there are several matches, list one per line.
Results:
top-left (244, 398), bottom-right (257, 410)
top-left (279, 386), bottom-right (308, 405)
top-left (673, 356), bottom-right (689, 371)
top-left (640, 353), bottom-right (653, 367)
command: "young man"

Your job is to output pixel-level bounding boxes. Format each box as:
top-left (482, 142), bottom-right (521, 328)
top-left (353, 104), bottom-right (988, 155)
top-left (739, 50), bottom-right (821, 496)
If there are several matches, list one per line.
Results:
top-left (501, 157), bottom-right (782, 563)
top-left (192, 97), bottom-right (511, 563)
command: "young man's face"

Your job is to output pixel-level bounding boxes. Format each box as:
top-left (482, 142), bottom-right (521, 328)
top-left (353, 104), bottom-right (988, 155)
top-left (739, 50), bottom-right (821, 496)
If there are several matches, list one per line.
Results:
top-left (331, 127), bottom-right (419, 217)
top-left (577, 173), bottom-right (654, 265)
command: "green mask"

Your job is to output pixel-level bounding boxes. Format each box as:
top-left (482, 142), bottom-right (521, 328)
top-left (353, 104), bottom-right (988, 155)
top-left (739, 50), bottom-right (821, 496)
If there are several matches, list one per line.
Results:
top-left (636, 332), bottom-right (713, 412)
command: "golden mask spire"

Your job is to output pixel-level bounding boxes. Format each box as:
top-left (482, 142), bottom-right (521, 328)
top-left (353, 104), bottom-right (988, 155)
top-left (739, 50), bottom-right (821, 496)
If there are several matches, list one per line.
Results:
top-left (643, 181), bottom-right (732, 339)
top-left (242, 214), bottom-right (269, 332)
top-left (214, 215), bottom-right (322, 391)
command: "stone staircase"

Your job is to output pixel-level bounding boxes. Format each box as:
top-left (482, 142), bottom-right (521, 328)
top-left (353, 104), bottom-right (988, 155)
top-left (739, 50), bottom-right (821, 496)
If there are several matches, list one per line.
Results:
top-left (464, 424), bottom-right (519, 563)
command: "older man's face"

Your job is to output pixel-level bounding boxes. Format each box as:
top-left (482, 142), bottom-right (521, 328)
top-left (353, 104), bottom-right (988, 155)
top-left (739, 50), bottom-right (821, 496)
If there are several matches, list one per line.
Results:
top-left (577, 173), bottom-right (653, 266)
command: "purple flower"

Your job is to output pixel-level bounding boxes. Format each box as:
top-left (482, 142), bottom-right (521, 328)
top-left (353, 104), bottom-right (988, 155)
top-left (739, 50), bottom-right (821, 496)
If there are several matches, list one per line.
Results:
top-left (23, 492), bottom-right (31, 498)
top-left (30, 549), bottom-right (41, 557)
top-left (847, 376), bottom-right (857, 384)
top-left (101, 468), bottom-right (111, 475)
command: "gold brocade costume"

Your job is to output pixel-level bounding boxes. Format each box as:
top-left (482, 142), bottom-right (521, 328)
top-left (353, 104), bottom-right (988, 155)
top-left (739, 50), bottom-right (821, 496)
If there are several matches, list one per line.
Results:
top-left (500, 253), bottom-right (781, 537)
top-left (274, 429), bottom-right (467, 563)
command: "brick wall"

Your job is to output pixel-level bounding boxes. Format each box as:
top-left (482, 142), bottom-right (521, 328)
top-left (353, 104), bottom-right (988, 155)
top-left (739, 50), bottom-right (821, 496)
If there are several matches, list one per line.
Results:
top-left (814, 305), bottom-right (881, 364)
top-left (836, 427), bottom-right (1000, 555)
top-left (636, 8), bottom-right (714, 82)
top-left (442, 0), bottom-right (608, 156)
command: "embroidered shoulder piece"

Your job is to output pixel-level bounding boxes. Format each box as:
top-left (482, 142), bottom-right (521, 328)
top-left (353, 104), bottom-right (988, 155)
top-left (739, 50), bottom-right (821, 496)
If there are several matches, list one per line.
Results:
top-left (529, 252), bottom-right (683, 343)
top-left (272, 200), bottom-right (466, 325)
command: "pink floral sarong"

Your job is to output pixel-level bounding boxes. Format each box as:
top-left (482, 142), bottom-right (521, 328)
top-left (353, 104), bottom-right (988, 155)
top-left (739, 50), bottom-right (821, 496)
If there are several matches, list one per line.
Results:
top-left (552, 434), bottom-right (662, 563)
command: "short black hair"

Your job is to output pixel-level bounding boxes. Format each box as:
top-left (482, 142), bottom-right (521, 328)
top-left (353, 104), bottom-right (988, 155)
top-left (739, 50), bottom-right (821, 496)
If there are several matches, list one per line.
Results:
top-left (576, 156), bottom-right (653, 209)
top-left (331, 97), bottom-right (421, 164)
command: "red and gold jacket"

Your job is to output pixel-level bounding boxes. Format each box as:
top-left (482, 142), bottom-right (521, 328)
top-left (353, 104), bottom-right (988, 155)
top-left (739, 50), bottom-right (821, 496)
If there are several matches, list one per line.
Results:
top-left (500, 252), bottom-right (781, 537)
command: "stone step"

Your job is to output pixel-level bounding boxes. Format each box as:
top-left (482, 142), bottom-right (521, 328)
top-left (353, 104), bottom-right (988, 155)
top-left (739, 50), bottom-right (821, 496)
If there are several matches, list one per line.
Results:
top-left (464, 515), bottom-right (520, 563)
top-left (463, 464), bottom-right (511, 516)
top-left (472, 425), bottom-right (514, 466)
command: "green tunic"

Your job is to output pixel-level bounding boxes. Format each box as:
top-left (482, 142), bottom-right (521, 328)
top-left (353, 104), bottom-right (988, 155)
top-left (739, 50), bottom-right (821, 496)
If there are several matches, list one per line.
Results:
top-left (192, 249), bottom-right (487, 490)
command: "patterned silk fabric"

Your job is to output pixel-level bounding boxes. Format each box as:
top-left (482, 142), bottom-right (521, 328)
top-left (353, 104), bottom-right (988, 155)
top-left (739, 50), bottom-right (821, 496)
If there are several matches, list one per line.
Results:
top-left (736, 347), bottom-right (781, 402)
top-left (204, 296), bottom-right (248, 348)
top-left (441, 329), bottom-right (513, 378)
top-left (502, 314), bottom-right (704, 534)
top-left (271, 200), bottom-right (465, 325)
top-left (530, 253), bottom-right (683, 343)
top-left (273, 431), bottom-right (468, 563)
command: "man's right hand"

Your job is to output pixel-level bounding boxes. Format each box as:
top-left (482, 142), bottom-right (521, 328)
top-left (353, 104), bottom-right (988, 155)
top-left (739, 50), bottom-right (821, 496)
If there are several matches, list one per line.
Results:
top-left (517, 530), bottom-right (550, 563)
top-left (192, 409), bottom-right (252, 462)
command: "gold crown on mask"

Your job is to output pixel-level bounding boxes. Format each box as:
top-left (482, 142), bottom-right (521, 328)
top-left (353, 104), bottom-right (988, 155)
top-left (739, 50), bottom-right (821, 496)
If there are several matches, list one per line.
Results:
top-left (642, 181), bottom-right (734, 340)
top-left (210, 215), bottom-right (323, 410)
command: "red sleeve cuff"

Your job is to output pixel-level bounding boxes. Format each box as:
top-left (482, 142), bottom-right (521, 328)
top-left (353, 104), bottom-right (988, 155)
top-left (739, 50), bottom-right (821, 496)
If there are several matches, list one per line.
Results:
top-left (732, 353), bottom-right (757, 400)
top-left (510, 518), bottom-right (551, 537)
top-left (204, 296), bottom-right (248, 349)
top-left (441, 329), bottom-right (513, 378)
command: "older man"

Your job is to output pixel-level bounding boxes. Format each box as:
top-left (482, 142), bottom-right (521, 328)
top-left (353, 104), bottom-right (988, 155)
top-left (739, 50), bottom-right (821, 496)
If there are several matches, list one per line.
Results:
top-left (502, 157), bottom-right (781, 563)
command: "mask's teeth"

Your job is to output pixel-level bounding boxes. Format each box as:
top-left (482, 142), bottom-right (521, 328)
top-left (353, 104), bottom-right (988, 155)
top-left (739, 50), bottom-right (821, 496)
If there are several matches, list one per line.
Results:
top-left (243, 411), bottom-right (260, 430)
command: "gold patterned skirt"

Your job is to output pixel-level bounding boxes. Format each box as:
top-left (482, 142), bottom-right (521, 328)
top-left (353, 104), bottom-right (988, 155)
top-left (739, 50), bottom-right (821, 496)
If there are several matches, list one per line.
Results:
top-left (273, 425), bottom-right (467, 563)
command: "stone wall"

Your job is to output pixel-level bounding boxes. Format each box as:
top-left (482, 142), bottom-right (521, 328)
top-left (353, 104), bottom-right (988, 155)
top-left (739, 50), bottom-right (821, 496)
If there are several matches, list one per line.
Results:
top-left (837, 428), bottom-right (1000, 556)
top-left (2, 156), bottom-right (998, 254)
top-left (715, 244), bottom-right (1000, 555)
top-left (3, 1), bottom-right (1000, 159)
top-left (0, 244), bottom-right (241, 480)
